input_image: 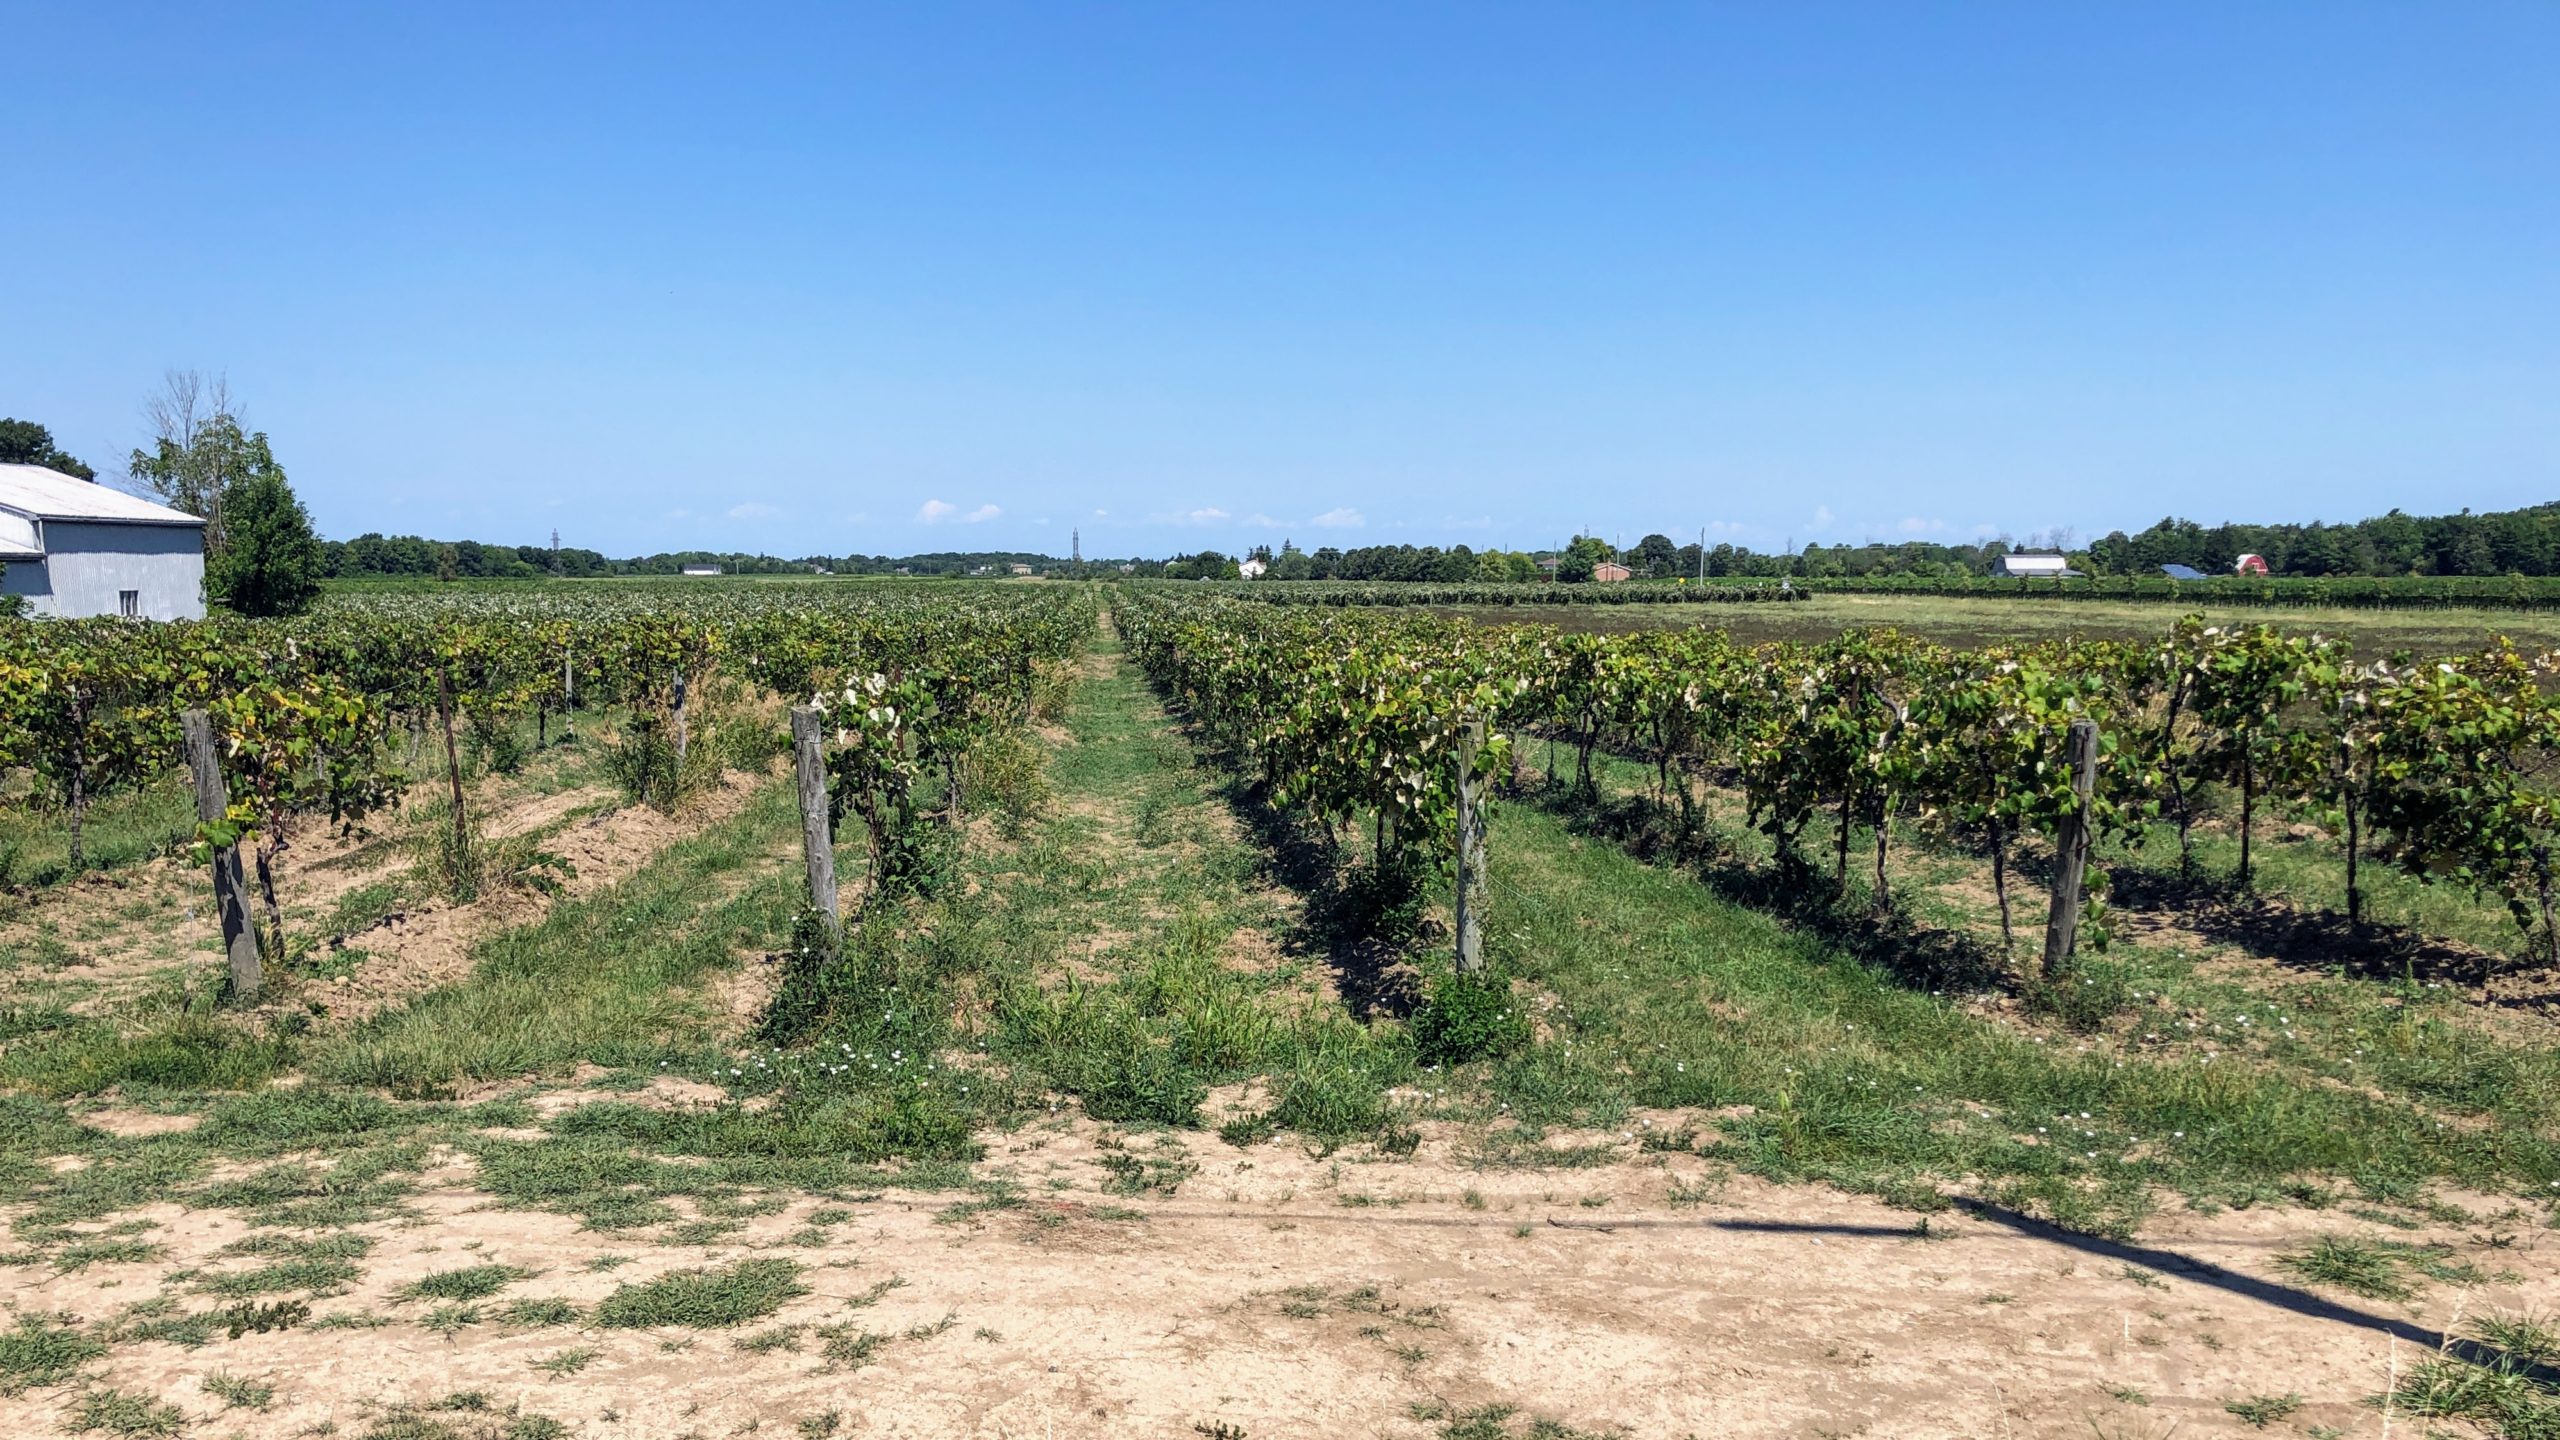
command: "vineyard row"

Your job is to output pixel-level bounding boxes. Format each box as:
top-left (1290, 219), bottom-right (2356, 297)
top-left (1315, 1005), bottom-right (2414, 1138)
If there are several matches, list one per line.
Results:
top-left (1122, 594), bottom-right (2560, 970)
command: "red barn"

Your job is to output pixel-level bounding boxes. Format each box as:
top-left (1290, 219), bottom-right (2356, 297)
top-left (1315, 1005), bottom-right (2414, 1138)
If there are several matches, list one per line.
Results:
top-left (2234, 553), bottom-right (2269, 576)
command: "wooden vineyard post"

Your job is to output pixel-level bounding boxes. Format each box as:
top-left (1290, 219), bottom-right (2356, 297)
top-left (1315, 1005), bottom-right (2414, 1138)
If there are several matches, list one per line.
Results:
top-left (182, 710), bottom-right (264, 1000)
top-left (672, 666), bottom-right (690, 769)
top-left (2040, 718), bottom-right (2100, 979)
top-left (562, 656), bottom-right (576, 741)
top-left (790, 705), bottom-right (841, 942)
top-left (435, 667), bottom-right (469, 857)
top-left (1454, 718), bottom-right (1489, 975)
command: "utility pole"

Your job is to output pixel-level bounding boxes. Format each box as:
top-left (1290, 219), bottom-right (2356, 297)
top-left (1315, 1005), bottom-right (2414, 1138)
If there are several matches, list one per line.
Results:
top-left (1698, 526), bottom-right (1707, 582)
top-left (1071, 527), bottom-right (1082, 578)
top-left (549, 528), bottom-right (562, 577)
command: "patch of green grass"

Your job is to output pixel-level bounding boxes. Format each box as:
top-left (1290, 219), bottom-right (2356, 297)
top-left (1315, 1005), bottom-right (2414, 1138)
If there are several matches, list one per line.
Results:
top-left (1, 1010), bottom-right (295, 1098)
top-left (0, 1310), bottom-right (106, 1393)
top-left (496, 1297), bottom-right (581, 1328)
top-left (527, 1346), bottom-right (600, 1377)
top-left (400, 1263), bottom-right (535, 1302)
top-left (660, 1218), bottom-right (744, 1246)
top-left (46, 1237), bottom-right (169, 1270)
top-left (735, 1323), bottom-right (808, 1355)
top-left (201, 1369), bottom-right (277, 1410)
top-left (2386, 1311), bottom-right (2560, 1438)
top-left (591, 1258), bottom-right (807, 1329)
top-left (199, 1250), bottom-right (365, 1298)
top-left (218, 1230), bottom-right (375, 1262)
top-left (2275, 1232), bottom-right (2483, 1301)
top-left (190, 1143), bottom-right (427, 1228)
top-left (67, 1386), bottom-right (185, 1437)
top-left (357, 1401), bottom-right (573, 1440)
top-left (2223, 1392), bottom-right (2304, 1428)
top-left (814, 1322), bottom-right (889, 1370)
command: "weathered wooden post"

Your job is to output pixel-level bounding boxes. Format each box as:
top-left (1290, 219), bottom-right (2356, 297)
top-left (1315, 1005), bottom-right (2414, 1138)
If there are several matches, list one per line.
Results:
top-left (790, 705), bottom-right (840, 941)
top-left (435, 667), bottom-right (468, 855)
top-left (672, 666), bottom-right (690, 769)
top-left (182, 710), bottom-right (264, 1000)
top-left (2040, 718), bottom-right (2100, 979)
top-left (1454, 718), bottom-right (1489, 975)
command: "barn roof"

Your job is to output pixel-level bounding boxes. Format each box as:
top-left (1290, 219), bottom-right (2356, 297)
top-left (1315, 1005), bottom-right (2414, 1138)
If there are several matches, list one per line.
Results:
top-left (0, 464), bottom-right (209, 526)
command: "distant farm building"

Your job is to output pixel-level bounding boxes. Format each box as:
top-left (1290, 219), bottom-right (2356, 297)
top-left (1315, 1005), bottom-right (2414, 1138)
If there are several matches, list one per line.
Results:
top-left (0, 464), bottom-right (206, 620)
top-left (1994, 553), bottom-right (2082, 579)
top-left (1592, 561), bottom-right (1634, 583)
top-left (1009, 563), bottom-right (1034, 576)
top-left (2234, 553), bottom-right (2270, 576)
top-left (2158, 564), bottom-right (2208, 581)
top-left (1237, 558), bottom-right (1268, 579)
top-left (680, 564), bottom-right (722, 577)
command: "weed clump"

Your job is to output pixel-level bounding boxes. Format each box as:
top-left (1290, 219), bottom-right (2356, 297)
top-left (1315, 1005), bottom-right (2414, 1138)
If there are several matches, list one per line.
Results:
top-left (2025, 959), bottom-right (2135, 1032)
top-left (0, 1311), bottom-right (105, 1394)
top-left (592, 1258), bottom-right (807, 1329)
top-left (68, 1386), bottom-right (183, 1437)
top-left (400, 1264), bottom-right (535, 1303)
top-left (1410, 970), bottom-right (1529, 1065)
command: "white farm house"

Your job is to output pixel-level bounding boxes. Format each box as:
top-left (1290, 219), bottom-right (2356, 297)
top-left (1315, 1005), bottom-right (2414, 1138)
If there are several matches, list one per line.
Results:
top-left (0, 464), bottom-right (207, 620)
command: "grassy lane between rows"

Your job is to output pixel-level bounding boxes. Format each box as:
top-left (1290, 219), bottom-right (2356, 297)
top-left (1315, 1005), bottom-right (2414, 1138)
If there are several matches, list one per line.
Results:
top-left (1476, 786), bottom-right (2560, 1237)
top-left (316, 778), bottom-right (803, 1096)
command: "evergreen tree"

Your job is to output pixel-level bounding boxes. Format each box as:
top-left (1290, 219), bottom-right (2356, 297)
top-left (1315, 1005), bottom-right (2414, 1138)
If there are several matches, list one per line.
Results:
top-left (206, 471), bottom-right (324, 616)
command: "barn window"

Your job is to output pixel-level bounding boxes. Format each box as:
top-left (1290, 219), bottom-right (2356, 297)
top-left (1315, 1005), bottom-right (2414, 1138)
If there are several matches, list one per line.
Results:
top-left (119, 590), bottom-right (140, 618)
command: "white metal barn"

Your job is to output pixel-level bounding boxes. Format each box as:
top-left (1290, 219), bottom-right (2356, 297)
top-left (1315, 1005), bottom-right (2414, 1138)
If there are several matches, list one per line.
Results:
top-left (1993, 553), bottom-right (2083, 579)
top-left (0, 464), bottom-right (208, 620)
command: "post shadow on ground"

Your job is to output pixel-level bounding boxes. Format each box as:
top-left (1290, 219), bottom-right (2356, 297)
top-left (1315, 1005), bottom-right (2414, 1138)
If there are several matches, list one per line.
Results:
top-left (1136, 1199), bottom-right (2555, 1388)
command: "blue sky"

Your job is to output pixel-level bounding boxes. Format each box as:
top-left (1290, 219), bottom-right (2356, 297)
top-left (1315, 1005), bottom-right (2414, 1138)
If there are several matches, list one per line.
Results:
top-left (5, 3), bottom-right (2555, 557)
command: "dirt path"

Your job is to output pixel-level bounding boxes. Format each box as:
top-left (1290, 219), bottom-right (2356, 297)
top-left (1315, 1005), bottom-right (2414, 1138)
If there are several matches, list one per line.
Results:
top-left (5, 1112), bottom-right (2540, 1439)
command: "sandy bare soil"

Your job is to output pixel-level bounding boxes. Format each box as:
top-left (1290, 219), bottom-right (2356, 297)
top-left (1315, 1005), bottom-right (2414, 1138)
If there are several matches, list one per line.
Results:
top-left (6, 1107), bottom-right (2540, 1440)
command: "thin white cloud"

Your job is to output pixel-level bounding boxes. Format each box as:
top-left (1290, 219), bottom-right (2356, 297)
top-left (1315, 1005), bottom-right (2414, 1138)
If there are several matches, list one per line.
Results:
top-left (1245, 512), bottom-right (1284, 528)
top-left (1897, 516), bottom-right (1947, 535)
top-left (1310, 507), bottom-right (1365, 529)
top-left (1442, 514), bottom-right (1494, 531)
top-left (665, 507), bottom-right (695, 521)
top-left (916, 499), bottom-right (958, 523)
top-left (1186, 507), bottom-right (1230, 525)
top-left (1809, 505), bottom-right (1835, 530)
top-left (727, 502), bottom-right (781, 521)
top-left (963, 504), bottom-right (1001, 523)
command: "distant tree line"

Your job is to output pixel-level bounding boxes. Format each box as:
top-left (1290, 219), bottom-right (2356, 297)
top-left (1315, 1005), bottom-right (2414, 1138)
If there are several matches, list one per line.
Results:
top-left (2085, 507), bottom-right (2560, 578)
top-left (26, 391), bottom-right (2554, 585)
